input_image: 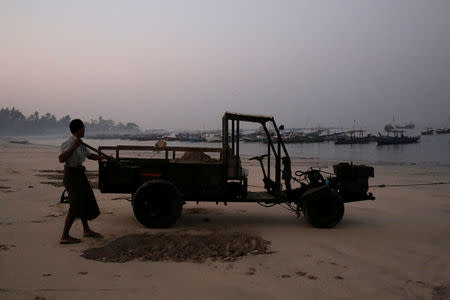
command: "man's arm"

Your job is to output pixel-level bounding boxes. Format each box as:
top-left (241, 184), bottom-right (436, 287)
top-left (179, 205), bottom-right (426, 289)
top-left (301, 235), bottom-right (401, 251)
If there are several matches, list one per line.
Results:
top-left (87, 153), bottom-right (100, 160)
top-left (58, 138), bottom-right (82, 163)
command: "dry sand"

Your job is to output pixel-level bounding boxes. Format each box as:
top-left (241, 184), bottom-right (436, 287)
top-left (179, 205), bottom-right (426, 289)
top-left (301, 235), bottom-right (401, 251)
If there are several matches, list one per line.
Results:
top-left (0, 141), bottom-right (449, 300)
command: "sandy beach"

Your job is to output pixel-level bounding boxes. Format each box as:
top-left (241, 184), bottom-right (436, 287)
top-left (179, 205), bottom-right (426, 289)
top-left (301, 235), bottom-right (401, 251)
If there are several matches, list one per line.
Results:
top-left (0, 141), bottom-right (449, 300)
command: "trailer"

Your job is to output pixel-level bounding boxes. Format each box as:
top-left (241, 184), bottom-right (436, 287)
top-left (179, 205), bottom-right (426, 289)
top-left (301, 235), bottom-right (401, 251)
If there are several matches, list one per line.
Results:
top-left (97, 112), bottom-right (375, 228)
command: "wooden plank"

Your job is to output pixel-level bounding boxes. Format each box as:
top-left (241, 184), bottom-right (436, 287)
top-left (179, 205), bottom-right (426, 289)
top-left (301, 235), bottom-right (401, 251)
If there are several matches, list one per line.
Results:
top-left (99, 145), bottom-right (222, 153)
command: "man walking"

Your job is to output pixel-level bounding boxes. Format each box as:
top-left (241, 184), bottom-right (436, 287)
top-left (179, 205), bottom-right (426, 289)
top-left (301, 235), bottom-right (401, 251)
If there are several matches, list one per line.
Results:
top-left (59, 119), bottom-right (104, 244)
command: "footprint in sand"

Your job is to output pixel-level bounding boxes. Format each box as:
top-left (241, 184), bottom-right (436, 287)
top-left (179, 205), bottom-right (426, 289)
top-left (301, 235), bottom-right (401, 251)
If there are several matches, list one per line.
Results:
top-left (0, 186), bottom-right (14, 193)
top-left (0, 222), bottom-right (14, 226)
top-left (245, 267), bottom-right (256, 275)
top-left (295, 271), bottom-right (318, 280)
top-left (0, 244), bottom-right (15, 251)
top-left (45, 214), bottom-right (64, 218)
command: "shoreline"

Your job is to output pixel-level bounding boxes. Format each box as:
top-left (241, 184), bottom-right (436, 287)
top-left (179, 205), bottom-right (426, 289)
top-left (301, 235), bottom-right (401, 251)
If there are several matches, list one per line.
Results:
top-left (1, 139), bottom-right (449, 169)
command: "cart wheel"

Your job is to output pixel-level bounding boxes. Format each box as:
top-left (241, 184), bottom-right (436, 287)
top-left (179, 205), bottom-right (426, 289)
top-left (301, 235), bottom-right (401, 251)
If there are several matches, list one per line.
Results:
top-left (132, 179), bottom-right (183, 228)
top-left (302, 187), bottom-right (344, 228)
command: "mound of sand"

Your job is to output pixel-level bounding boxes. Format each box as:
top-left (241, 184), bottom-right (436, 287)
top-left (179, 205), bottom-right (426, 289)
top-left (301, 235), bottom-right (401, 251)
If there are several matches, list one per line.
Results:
top-left (179, 151), bottom-right (218, 163)
top-left (81, 232), bottom-right (271, 263)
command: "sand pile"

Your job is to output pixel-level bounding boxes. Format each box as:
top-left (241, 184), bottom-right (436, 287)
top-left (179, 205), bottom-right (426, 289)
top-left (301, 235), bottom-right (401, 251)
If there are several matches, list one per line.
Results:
top-left (179, 151), bottom-right (218, 163)
top-left (154, 140), bottom-right (167, 148)
top-left (81, 232), bottom-right (271, 263)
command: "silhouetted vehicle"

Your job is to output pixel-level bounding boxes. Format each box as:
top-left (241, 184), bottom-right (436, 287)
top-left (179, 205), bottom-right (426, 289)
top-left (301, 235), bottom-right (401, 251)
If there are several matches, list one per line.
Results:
top-left (97, 112), bottom-right (375, 228)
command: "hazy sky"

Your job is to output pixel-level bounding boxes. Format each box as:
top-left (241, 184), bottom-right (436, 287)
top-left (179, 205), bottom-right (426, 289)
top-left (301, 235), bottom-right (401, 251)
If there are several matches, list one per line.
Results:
top-left (1, 1), bottom-right (449, 130)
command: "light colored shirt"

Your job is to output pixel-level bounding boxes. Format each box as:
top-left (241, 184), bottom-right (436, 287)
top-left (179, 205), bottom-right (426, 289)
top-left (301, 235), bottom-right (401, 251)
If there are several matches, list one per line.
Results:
top-left (60, 135), bottom-right (91, 167)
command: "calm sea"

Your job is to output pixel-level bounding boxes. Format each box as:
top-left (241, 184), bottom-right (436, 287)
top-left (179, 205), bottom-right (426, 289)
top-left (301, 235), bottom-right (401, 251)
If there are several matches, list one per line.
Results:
top-left (24, 133), bottom-right (449, 167)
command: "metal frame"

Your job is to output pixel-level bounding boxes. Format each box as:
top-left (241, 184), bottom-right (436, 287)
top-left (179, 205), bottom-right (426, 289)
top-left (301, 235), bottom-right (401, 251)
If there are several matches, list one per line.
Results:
top-left (99, 145), bottom-right (222, 161)
top-left (222, 112), bottom-right (290, 195)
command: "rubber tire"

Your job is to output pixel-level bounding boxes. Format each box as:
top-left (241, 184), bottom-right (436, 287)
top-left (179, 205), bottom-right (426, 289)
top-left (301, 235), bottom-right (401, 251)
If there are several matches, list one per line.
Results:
top-left (132, 179), bottom-right (183, 228)
top-left (302, 187), bottom-right (344, 228)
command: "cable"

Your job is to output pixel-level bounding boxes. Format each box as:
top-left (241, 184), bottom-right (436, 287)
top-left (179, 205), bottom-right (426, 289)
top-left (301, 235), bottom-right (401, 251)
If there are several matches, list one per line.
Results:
top-left (257, 202), bottom-right (278, 207)
top-left (279, 203), bottom-right (298, 213)
top-left (370, 182), bottom-right (450, 188)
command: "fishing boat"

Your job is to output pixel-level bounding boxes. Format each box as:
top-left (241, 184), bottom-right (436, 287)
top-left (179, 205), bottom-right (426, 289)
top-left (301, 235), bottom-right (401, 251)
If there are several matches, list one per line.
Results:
top-left (320, 131), bottom-right (346, 141)
top-left (266, 132), bottom-right (324, 144)
top-left (386, 116), bottom-right (415, 130)
top-left (421, 128), bottom-right (434, 135)
top-left (133, 134), bottom-right (163, 141)
top-left (176, 133), bottom-right (206, 142)
top-left (8, 138), bottom-right (29, 144)
top-left (242, 128), bottom-right (273, 143)
top-left (282, 134), bottom-right (324, 143)
top-left (435, 128), bottom-right (450, 134)
top-left (335, 130), bottom-right (371, 145)
top-left (242, 135), bottom-right (266, 143)
top-left (395, 122), bottom-right (415, 129)
top-left (376, 130), bottom-right (420, 145)
top-left (204, 133), bottom-right (222, 142)
top-left (162, 133), bottom-right (178, 141)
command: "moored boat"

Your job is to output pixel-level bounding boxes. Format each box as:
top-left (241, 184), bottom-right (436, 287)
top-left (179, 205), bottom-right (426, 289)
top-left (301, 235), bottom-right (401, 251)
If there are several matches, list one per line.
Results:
top-left (435, 128), bottom-right (450, 134)
top-left (8, 138), bottom-right (29, 144)
top-left (204, 133), bottom-right (222, 142)
top-left (421, 128), bottom-right (434, 135)
top-left (376, 130), bottom-right (420, 145)
top-left (395, 122), bottom-right (415, 129)
top-left (176, 133), bottom-right (206, 142)
top-left (335, 130), bottom-right (371, 145)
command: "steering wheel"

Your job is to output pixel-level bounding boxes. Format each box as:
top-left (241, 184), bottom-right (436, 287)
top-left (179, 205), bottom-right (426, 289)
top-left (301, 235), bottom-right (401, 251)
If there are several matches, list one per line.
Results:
top-left (249, 154), bottom-right (269, 161)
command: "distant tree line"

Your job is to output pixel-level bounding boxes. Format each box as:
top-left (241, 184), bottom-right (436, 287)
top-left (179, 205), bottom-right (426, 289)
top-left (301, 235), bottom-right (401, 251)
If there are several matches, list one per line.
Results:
top-left (0, 107), bottom-right (140, 135)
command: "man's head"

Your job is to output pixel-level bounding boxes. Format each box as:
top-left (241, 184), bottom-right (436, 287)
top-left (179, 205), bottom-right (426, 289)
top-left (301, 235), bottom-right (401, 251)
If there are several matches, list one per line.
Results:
top-left (69, 119), bottom-right (85, 137)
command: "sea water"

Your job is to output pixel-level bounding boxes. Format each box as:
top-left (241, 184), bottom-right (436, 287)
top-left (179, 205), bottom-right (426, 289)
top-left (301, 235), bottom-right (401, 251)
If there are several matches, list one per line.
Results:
top-left (23, 133), bottom-right (449, 167)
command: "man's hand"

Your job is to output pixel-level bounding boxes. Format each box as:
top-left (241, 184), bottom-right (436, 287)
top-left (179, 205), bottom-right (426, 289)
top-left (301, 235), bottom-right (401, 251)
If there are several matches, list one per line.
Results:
top-left (99, 155), bottom-right (115, 162)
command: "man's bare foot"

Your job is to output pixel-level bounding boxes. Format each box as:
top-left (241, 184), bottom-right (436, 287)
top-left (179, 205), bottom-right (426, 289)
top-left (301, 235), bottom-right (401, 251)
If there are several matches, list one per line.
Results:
top-left (83, 231), bottom-right (103, 239)
top-left (60, 236), bottom-right (81, 244)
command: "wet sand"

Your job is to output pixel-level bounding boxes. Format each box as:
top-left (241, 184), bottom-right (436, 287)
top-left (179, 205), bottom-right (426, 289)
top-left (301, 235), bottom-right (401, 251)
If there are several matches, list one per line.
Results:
top-left (0, 141), bottom-right (449, 300)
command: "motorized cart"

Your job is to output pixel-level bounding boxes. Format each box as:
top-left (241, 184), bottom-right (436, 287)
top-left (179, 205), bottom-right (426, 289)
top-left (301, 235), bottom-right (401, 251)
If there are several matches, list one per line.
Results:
top-left (97, 112), bottom-right (375, 228)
